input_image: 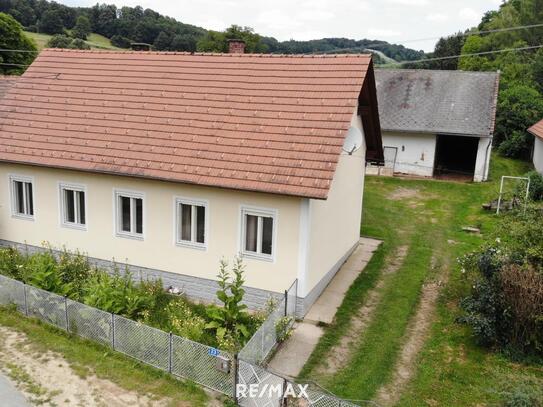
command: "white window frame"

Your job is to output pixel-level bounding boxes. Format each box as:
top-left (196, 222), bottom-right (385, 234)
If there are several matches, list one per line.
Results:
top-left (240, 205), bottom-right (277, 262)
top-left (9, 174), bottom-right (35, 221)
top-left (114, 189), bottom-right (145, 240)
top-left (58, 182), bottom-right (87, 230)
top-left (174, 196), bottom-right (208, 250)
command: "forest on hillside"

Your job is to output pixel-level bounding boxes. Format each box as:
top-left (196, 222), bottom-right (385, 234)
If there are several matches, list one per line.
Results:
top-left (0, 0), bottom-right (424, 62)
top-left (409, 0), bottom-right (543, 159)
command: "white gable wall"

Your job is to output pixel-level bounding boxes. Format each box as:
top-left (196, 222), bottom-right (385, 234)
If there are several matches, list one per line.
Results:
top-left (534, 137), bottom-right (543, 174)
top-left (382, 131), bottom-right (436, 177)
top-left (299, 111), bottom-right (366, 307)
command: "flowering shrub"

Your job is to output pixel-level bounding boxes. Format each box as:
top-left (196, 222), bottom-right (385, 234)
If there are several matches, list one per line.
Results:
top-left (142, 297), bottom-right (207, 342)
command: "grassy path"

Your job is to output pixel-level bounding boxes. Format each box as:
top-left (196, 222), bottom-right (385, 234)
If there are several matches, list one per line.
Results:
top-left (300, 155), bottom-right (543, 405)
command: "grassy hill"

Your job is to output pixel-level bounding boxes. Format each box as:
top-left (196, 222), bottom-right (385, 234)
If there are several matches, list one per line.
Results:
top-left (24, 31), bottom-right (123, 51)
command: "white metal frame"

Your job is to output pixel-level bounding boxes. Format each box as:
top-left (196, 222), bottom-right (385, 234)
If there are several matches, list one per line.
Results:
top-left (174, 196), bottom-right (209, 250)
top-left (58, 182), bottom-right (87, 231)
top-left (240, 205), bottom-right (277, 262)
top-left (114, 189), bottom-right (145, 240)
top-left (8, 174), bottom-right (35, 221)
top-left (496, 175), bottom-right (530, 214)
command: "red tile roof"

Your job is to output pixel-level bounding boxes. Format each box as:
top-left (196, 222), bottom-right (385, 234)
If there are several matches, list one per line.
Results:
top-left (0, 49), bottom-right (381, 199)
top-left (0, 76), bottom-right (18, 119)
top-left (528, 119), bottom-right (543, 141)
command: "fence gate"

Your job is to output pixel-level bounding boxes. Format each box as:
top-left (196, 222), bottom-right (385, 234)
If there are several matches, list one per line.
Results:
top-left (383, 146), bottom-right (398, 173)
top-left (238, 360), bottom-right (285, 407)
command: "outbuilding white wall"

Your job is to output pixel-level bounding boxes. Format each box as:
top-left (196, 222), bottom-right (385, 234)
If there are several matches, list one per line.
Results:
top-left (382, 131), bottom-right (491, 182)
top-left (534, 137), bottom-right (543, 174)
top-left (474, 137), bottom-right (492, 182)
top-left (382, 131), bottom-right (436, 177)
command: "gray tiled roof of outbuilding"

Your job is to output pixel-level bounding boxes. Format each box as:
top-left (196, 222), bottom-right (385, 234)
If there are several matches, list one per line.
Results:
top-left (375, 69), bottom-right (499, 137)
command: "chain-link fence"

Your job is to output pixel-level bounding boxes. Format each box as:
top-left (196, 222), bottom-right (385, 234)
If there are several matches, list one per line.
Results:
top-left (0, 274), bottom-right (235, 397)
top-left (0, 274), bottom-right (358, 406)
top-left (239, 279), bottom-right (298, 365)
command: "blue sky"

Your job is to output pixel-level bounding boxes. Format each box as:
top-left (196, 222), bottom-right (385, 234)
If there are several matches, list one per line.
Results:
top-left (63, 0), bottom-right (504, 52)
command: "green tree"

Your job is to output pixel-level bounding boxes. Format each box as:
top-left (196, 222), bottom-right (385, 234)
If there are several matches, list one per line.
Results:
top-left (0, 12), bottom-right (37, 74)
top-left (72, 15), bottom-right (91, 40)
top-left (153, 30), bottom-right (171, 51)
top-left (495, 84), bottom-right (543, 158)
top-left (197, 25), bottom-right (268, 53)
top-left (46, 33), bottom-right (72, 48)
top-left (69, 38), bottom-right (90, 50)
top-left (171, 33), bottom-right (197, 52)
top-left (532, 48), bottom-right (543, 92)
top-left (38, 8), bottom-right (64, 34)
top-left (8, 0), bottom-right (37, 27)
top-left (110, 34), bottom-right (131, 48)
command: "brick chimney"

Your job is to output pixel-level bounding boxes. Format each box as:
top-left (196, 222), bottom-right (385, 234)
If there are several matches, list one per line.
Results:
top-left (228, 39), bottom-right (246, 54)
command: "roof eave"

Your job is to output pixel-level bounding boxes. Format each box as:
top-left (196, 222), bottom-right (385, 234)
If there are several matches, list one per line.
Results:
top-left (0, 159), bottom-right (329, 200)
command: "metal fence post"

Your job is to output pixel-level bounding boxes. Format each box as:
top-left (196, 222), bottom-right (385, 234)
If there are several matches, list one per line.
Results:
top-left (111, 313), bottom-right (115, 350)
top-left (284, 290), bottom-right (288, 317)
top-left (232, 354), bottom-right (239, 403)
top-left (23, 283), bottom-right (28, 316)
top-left (168, 332), bottom-right (172, 374)
top-left (64, 296), bottom-right (69, 332)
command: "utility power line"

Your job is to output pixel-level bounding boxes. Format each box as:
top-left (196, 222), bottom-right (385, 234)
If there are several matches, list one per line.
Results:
top-left (2, 43), bottom-right (539, 69)
top-left (361, 22), bottom-right (543, 50)
top-left (382, 44), bottom-right (543, 66)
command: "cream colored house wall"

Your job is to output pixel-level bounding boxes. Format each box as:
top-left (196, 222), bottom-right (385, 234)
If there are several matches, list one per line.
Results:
top-left (302, 112), bottom-right (366, 298)
top-left (0, 163), bottom-right (302, 294)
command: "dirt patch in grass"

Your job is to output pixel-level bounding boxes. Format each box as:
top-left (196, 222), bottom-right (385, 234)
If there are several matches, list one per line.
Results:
top-left (0, 326), bottom-right (172, 406)
top-left (388, 187), bottom-right (420, 200)
top-left (315, 245), bottom-right (409, 376)
top-left (374, 256), bottom-right (447, 406)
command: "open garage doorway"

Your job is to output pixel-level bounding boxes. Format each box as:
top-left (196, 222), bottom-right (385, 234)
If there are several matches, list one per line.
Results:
top-left (434, 134), bottom-right (479, 181)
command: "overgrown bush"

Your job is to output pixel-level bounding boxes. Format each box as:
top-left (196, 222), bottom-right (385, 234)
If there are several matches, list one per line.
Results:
top-left (0, 247), bottom-right (27, 280)
top-left (0, 245), bottom-right (264, 349)
top-left (83, 270), bottom-right (158, 319)
top-left (110, 35), bottom-right (131, 48)
top-left (525, 170), bottom-right (543, 201)
top-left (47, 34), bottom-right (90, 50)
top-left (459, 208), bottom-right (543, 356)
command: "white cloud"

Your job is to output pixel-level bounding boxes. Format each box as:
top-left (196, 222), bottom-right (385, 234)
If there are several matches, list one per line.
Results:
top-left (367, 28), bottom-right (402, 38)
top-left (63, 0), bottom-right (500, 52)
top-left (426, 13), bottom-right (448, 22)
top-left (459, 7), bottom-right (481, 21)
top-left (384, 0), bottom-right (429, 5)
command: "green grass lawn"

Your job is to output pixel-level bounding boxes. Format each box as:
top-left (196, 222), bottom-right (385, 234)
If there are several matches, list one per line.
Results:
top-left (24, 31), bottom-right (123, 51)
top-left (0, 307), bottom-right (213, 406)
top-left (300, 154), bottom-right (543, 405)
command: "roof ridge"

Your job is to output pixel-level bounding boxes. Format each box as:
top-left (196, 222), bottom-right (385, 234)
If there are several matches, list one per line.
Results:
top-left (41, 48), bottom-right (372, 58)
